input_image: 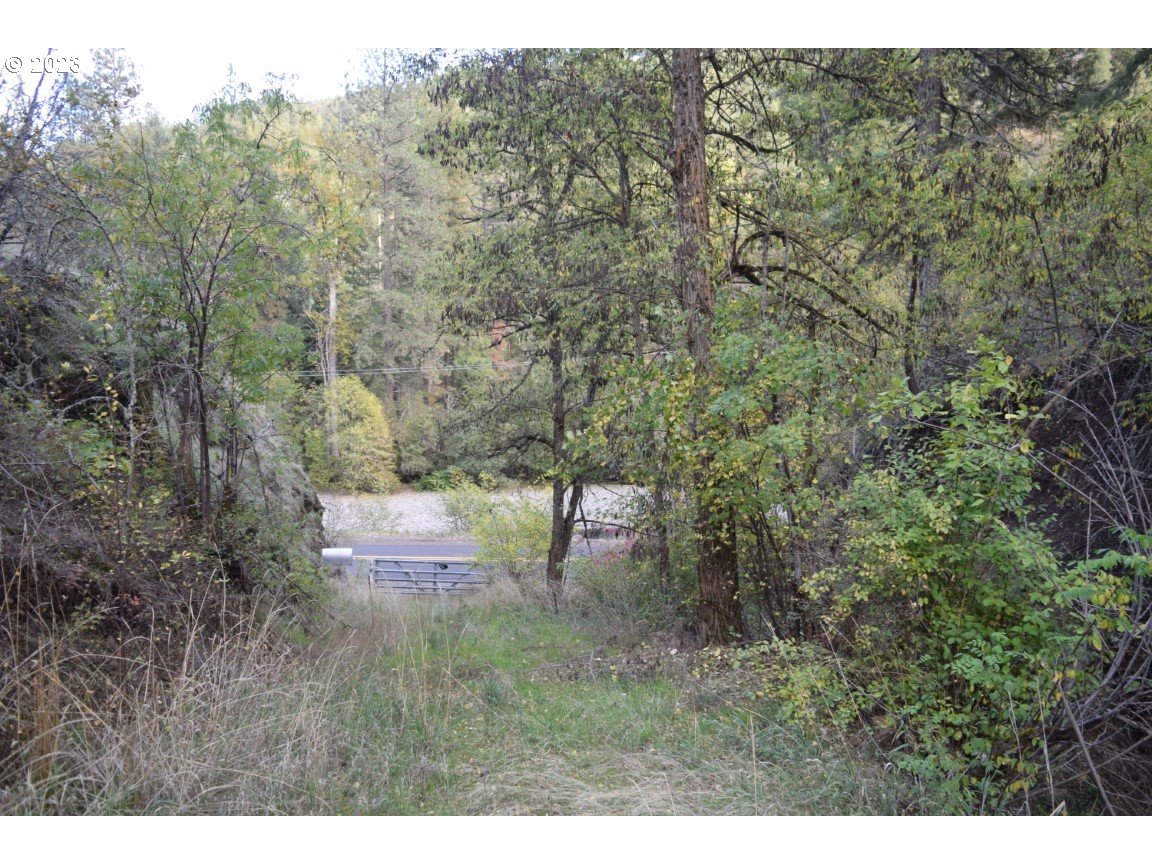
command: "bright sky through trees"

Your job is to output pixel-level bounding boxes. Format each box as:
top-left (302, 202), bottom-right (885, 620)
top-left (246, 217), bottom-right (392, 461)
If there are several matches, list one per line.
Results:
top-left (0, 45), bottom-right (368, 122)
top-left (126, 46), bottom-right (365, 121)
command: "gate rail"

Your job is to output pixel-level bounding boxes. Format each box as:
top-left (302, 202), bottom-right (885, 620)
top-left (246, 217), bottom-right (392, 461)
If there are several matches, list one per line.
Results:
top-left (366, 556), bottom-right (488, 595)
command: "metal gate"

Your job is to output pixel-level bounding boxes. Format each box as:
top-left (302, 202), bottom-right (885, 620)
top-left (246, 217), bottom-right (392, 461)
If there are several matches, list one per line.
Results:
top-left (367, 556), bottom-right (489, 595)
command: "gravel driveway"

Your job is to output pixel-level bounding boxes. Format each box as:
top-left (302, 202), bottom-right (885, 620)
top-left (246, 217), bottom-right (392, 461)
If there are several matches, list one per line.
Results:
top-left (319, 484), bottom-right (639, 541)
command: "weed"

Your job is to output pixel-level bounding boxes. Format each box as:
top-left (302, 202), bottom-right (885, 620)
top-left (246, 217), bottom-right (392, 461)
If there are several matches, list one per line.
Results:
top-left (2, 575), bottom-right (945, 815)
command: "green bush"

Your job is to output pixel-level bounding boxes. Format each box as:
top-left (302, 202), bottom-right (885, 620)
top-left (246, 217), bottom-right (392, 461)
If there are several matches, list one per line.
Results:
top-left (392, 397), bottom-right (439, 481)
top-left (266, 374), bottom-right (397, 494)
top-left (788, 348), bottom-right (1124, 806)
top-left (564, 556), bottom-right (675, 646)
top-left (318, 376), bottom-right (399, 494)
top-left (412, 466), bottom-right (471, 492)
top-left (441, 483), bottom-right (490, 533)
top-left (413, 466), bottom-right (503, 493)
top-left (473, 495), bottom-right (550, 585)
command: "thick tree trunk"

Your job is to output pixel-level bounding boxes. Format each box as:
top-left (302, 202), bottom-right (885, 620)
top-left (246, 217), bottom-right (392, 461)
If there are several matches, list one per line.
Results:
top-left (672, 49), bottom-right (715, 374)
top-left (672, 48), bottom-right (743, 644)
top-left (916, 50), bottom-right (943, 173)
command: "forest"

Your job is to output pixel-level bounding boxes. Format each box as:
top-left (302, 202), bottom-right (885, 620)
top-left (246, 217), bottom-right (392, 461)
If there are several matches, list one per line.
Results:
top-left (1, 48), bottom-right (1150, 815)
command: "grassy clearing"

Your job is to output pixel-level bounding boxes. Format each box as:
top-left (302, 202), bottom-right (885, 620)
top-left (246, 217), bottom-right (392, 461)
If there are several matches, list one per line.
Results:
top-left (2, 575), bottom-right (939, 815)
top-left (325, 578), bottom-right (930, 815)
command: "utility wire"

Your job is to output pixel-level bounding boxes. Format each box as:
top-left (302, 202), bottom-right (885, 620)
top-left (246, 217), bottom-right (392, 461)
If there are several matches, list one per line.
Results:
top-left (281, 348), bottom-right (672, 378)
top-left (283, 359), bottom-right (534, 377)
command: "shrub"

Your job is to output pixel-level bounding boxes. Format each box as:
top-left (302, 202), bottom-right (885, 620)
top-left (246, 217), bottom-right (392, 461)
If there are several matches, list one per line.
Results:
top-left (412, 466), bottom-right (471, 492)
top-left (473, 495), bottom-right (550, 585)
top-left (316, 376), bottom-right (398, 494)
top-left (564, 556), bottom-right (676, 646)
top-left (393, 397), bottom-right (438, 481)
top-left (790, 348), bottom-right (1125, 807)
top-left (441, 483), bottom-right (490, 533)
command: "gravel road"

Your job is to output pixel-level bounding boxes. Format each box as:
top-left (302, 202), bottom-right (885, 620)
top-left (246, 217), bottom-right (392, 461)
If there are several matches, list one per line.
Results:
top-left (320, 484), bottom-right (639, 541)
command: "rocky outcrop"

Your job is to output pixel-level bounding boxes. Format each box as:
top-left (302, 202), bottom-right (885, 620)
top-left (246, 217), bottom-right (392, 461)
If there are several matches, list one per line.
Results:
top-left (235, 404), bottom-right (325, 566)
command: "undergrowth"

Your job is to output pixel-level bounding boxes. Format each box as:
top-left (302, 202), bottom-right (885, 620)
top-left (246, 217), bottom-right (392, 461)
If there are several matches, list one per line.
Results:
top-left (2, 573), bottom-right (947, 815)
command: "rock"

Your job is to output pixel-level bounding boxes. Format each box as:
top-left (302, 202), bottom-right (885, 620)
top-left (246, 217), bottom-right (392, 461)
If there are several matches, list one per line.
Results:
top-left (236, 404), bottom-right (324, 564)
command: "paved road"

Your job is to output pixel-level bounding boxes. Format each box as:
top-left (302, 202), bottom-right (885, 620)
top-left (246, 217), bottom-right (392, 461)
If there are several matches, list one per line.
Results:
top-left (344, 537), bottom-right (608, 561)
top-left (348, 539), bottom-right (480, 560)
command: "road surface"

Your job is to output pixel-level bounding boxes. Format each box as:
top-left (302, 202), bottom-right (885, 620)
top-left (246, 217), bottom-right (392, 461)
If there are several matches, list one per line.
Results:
top-left (347, 538), bottom-right (480, 559)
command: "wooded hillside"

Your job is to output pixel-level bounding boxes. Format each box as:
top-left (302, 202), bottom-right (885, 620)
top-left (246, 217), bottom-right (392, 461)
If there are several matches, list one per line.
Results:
top-left (2, 48), bottom-right (1150, 814)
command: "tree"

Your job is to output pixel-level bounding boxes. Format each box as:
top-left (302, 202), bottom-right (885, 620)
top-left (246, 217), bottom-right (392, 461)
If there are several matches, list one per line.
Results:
top-left (79, 87), bottom-right (305, 530)
top-left (318, 374), bottom-right (398, 493)
top-left (670, 49), bottom-right (744, 643)
top-left (431, 50), bottom-right (660, 607)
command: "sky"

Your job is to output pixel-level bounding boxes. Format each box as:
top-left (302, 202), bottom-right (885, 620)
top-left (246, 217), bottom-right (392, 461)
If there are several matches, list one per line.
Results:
top-left (123, 46), bottom-right (371, 122)
top-left (4, 3), bottom-right (1132, 123)
top-left (0, 45), bottom-right (382, 122)
top-left (5, 0), bottom-right (1125, 116)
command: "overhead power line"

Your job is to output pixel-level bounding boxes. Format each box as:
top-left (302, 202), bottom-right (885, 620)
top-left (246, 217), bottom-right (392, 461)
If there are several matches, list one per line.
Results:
top-left (280, 348), bottom-right (674, 378)
top-left (283, 359), bottom-right (535, 377)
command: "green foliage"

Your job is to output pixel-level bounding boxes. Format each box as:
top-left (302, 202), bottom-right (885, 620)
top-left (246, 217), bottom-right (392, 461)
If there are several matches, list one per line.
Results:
top-left (7, 47), bottom-right (1152, 813)
top-left (472, 495), bottom-right (551, 584)
top-left (412, 466), bottom-right (472, 492)
top-left (792, 349), bottom-right (1123, 804)
top-left (729, 641), bottom-right (860, 731)
top-left (414, 466), bottom-right (502, 494)
top-left (393, 399), bottom-right (440, 481)
top-left (311, 376), bottom-right (399, 494)
top-left (564, 557), bottom-right (676, 647)
top-left (440, 483), bottom-right (491, 534)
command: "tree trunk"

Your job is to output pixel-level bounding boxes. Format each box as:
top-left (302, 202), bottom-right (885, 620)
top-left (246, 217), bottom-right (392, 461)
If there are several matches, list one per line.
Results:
top-left (672, 48), bottom-right (743, 644)
top-left (546, 477), bottom-right (583, 612)
top-left (379, 209), bottom-right (397, 409)
top-left (324, 262), bottom-right (339, 459)
top-left (911, 48), bottom-right (943, 389)
top-left (195, 366), bottom-right (212, 531)
top-left (325, 264), bottom-right (338, 386)
top-left (545, 328), bottom-right (571, 610)
top-left (673, 48), bottom-right (715, 377)
top-left (174, 370), bottom-right (197, 515)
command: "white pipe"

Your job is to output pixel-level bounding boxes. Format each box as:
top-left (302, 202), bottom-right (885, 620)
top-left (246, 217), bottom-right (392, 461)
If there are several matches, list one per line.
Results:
top-left (321, 547), bottom-right (353, 567)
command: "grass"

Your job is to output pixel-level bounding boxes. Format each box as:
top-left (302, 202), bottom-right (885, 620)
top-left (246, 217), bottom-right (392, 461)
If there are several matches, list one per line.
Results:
top-left (1, 573), bottom-right (938, 815)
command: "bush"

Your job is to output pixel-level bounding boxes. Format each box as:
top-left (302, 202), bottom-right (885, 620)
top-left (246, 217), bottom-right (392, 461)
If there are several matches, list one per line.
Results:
top-left (441, 483), bottom-right (490, 533)
top-left (473, 495), bottom-right (550, 585)
top-left (413, 467), bottom-right (503, 493)
top-left (564, 556), bottom-right (675, 646)
top-left (789, 348), bottom-right (1125, 807)
top-left (412, 466), bottom-right (471, 492)
top-left (393, 397), bottom-right (439, 481)
top-left (312, 376), bottom-right (398, 494)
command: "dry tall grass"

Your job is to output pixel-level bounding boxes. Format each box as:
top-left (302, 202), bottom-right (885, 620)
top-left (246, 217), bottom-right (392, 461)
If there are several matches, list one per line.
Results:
top-left (2, 582), bottom-right (404, 814)
top-left (2, 573), bottom-right (921, 815)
